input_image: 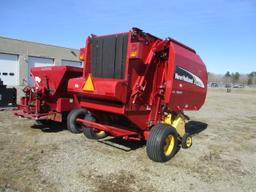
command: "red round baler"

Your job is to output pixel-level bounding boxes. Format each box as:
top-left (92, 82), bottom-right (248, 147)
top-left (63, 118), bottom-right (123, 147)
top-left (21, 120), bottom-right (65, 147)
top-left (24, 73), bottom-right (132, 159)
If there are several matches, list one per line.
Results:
top-left (67, 28), bottom-right (208, 162)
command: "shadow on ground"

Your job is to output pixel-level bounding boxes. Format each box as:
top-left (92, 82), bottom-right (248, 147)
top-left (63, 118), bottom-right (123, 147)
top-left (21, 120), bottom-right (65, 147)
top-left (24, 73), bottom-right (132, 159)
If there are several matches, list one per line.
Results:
top-left (98, 137), bottom-right (146, 152)
top-left (30, 120), bottom-right (208, 151)
top-left (31, 121), bottom-right (67, 133)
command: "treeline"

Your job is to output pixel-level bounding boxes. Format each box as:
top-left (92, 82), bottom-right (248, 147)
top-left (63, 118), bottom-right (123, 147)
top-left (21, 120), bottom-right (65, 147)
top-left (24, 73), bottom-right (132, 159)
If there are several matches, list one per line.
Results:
top-left (208, 71), bottom-right (256, 85)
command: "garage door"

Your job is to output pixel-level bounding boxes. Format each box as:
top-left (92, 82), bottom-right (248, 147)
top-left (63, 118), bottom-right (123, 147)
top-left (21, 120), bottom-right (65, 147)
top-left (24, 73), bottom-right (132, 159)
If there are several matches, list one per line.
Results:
top-left (0, 53), bottom-right (19, 86)
top-left (28, 56), bottom-right (54, 85)
top-left (61, 59), bottom-right (82, 67)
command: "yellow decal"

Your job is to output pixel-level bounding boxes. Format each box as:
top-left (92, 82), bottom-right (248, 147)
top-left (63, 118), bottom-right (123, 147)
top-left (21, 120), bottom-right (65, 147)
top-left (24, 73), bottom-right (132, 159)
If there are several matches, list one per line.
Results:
top-left (83, 74), bottom-right (94, 91)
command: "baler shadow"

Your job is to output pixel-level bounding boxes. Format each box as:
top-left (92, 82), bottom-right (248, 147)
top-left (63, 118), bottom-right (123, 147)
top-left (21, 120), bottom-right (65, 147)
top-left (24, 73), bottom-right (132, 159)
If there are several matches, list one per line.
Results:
top-left (31, 123), bottom-right (66, 133)
top-left (98, 137), bottom-right (146, 152)
top-left (185, 121), bottom-right (208, 135)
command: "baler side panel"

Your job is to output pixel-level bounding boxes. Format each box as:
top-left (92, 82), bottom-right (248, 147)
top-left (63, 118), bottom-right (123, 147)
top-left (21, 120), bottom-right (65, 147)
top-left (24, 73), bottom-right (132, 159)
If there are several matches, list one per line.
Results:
top-left (168, 42), bottom-right (208, 111)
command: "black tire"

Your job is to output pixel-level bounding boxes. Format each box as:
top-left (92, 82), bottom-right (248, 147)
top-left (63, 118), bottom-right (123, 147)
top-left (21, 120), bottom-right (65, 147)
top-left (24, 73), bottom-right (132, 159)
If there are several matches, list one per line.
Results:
top-left (146, 124), bottom-right (178, 162)
top-left (181, 133), bottom-right (192, 149)
top-left (83, 114), bottom-right (107, 140)
top-left (67, 108), bottom-right (88, 133)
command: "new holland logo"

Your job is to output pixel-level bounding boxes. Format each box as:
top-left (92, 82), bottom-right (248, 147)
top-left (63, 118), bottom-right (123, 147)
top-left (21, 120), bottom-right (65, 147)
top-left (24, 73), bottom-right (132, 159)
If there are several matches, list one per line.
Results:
top-left (174, 66), bottom-right (205, 88)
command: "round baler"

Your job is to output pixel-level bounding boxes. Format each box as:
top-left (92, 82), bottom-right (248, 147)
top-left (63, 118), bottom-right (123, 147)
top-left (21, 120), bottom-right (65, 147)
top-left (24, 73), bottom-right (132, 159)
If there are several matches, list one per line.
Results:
top-left (67, 28), bottom-right (208, 162)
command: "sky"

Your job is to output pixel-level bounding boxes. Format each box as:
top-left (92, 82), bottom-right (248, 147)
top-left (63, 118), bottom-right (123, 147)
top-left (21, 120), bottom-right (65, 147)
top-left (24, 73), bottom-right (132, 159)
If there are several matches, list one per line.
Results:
top-left (0, 0), bottom-right (255, 74)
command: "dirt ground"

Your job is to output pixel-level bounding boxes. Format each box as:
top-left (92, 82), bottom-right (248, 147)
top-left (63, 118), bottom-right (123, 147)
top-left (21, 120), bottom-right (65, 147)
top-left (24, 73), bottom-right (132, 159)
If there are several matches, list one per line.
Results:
top-left (0, 88), bottom-right (255, 192)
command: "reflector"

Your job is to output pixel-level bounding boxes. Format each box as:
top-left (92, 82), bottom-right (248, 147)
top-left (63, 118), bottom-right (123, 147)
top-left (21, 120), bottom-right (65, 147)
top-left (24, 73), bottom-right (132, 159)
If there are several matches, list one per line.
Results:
top-left (83, 74), bottom-right (94, 91)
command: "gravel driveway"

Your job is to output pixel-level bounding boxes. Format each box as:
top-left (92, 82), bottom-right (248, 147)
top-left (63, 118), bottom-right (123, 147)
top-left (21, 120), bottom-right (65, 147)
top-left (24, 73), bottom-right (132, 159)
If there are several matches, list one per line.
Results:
top-left (0, 88), bottom-right (256, 192)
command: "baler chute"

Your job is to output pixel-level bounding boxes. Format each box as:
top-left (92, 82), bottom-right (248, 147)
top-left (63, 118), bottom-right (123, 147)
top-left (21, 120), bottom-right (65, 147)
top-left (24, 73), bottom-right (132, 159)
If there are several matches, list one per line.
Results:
top-left (67, 28), bottom-right (208, 162)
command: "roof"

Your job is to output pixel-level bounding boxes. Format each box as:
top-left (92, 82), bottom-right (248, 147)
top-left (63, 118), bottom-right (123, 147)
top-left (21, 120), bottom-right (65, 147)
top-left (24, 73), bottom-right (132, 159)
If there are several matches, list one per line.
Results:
top-left (0, 36), bottom-right (79, 51)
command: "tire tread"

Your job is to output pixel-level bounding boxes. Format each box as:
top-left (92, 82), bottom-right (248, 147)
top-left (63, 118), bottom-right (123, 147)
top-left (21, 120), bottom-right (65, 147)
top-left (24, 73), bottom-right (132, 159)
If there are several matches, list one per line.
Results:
top-left (146, 123), bottom-right (178, 162)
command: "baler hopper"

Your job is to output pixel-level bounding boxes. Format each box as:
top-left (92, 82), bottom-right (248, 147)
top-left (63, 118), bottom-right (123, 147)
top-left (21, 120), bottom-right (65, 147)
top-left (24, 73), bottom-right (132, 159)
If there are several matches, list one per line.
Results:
top-left (14, 66), bottom-right (82, 128)
top-left (67, 28), bottom-right (208, 162)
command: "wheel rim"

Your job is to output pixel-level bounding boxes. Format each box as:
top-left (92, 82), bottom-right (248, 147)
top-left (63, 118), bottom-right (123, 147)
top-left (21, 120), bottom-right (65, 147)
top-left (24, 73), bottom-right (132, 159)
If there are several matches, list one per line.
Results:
top-left (186, 136), bottom-right (192, 147)
top-left (95, 130), bottom-right (106, 137)
top-left (164, 134), bottom-right (175, 156)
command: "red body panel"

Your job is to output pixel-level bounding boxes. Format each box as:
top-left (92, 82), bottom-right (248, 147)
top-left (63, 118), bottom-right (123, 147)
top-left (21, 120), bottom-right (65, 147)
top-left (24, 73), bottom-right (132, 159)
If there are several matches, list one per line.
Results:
top-left (68, 77), bottom-right (128, 103)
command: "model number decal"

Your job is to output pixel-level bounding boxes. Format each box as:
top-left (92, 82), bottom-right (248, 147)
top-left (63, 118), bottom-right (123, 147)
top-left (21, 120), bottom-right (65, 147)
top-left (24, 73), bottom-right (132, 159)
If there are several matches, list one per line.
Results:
top-left (174, 66), bottom-right (205, 88)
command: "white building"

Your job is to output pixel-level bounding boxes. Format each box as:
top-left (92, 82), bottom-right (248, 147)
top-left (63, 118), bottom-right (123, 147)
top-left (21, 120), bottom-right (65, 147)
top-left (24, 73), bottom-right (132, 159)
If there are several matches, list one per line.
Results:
top-left (0, 36), bottom-right (82, 86)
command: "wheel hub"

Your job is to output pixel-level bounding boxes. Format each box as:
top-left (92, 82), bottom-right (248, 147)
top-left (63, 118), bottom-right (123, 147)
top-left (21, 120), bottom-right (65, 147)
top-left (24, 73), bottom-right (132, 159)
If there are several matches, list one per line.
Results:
top-left (164, 135), bottom-right (174, 156)
top-left (185, 136), bottom-right (192, 148)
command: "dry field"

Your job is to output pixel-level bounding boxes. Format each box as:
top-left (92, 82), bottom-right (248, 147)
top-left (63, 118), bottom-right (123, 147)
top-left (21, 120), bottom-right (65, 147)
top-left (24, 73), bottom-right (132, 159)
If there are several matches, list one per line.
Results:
top-left (0, 88), bottom-right (256, 192)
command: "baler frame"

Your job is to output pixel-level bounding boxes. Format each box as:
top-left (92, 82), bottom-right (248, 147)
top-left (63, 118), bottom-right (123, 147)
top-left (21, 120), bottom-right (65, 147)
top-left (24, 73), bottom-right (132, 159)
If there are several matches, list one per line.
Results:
top-left (75, 36), bottom-right (174, 140)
